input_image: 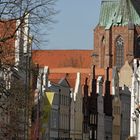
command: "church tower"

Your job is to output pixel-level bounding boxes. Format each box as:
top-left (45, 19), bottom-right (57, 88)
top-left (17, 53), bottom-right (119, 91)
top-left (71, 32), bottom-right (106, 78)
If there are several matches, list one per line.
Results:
top-left (93, 0), bottom-right (140, 69)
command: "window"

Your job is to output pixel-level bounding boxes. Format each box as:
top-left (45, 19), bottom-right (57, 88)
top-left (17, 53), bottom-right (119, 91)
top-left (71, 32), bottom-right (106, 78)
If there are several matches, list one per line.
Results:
top-left (94, 130), bottom-right (97, 139)
top-left (90, 114), bottom-right (94, 124)
top-left (90, 114), bottom-right (97, 124)
top-left (115, 36), bottom-right (124, 69)
top-left (61, 94), bottom-right (63, 105)
top-left (51, 110), bottom-right (58, 129)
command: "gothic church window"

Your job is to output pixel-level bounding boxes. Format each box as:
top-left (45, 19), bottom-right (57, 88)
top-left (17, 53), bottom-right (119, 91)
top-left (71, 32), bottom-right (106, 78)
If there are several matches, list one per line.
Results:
top-left (115, 36), bottom-right (124, 69)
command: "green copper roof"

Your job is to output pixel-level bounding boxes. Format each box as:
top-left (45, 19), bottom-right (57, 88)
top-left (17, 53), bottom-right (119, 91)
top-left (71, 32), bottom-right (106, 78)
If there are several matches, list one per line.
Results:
top-left (99, 0), bottom-right (140, 28)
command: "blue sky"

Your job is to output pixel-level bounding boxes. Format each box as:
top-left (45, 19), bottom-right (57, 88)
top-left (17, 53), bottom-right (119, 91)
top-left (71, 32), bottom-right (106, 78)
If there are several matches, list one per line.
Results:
top-left (41, 0), bottom-right (102, 50)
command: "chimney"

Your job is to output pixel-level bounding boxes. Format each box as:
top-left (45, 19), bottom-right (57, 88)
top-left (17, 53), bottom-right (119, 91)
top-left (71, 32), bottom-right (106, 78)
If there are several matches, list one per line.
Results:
top-left (83, 77), bottom-right (89, 117)
top-left (106, 67), bottom-right (109, 81)
top-left (104, 67), bottom-right (112, 116)
top-left (91, 65), bottom-right (95, 79)
top-left (104, 67), bottom-right (110, 95)
top-left (84, 77), bottom-right (88, 98)
top-left (91, 65), bottom-right (96, 96)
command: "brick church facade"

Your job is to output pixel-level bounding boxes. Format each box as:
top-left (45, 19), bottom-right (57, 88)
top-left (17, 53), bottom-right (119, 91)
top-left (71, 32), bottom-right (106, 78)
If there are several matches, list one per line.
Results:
top-left (82, 0), bottom-right (140, 139)
top-left (93, 0), bottom-right (140, 69)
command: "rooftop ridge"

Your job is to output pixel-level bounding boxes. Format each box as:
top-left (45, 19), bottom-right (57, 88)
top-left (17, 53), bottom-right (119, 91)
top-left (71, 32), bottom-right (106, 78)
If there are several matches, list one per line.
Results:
top-left (33, 49), bottom-right (93, 51)
top-left (102, 0), bottom-right (117, 2)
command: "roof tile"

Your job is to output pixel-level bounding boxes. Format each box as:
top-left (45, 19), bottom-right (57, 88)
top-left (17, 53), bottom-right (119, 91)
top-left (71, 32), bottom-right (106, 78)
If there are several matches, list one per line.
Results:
top-left (32, 50), bottom-right (93, 68)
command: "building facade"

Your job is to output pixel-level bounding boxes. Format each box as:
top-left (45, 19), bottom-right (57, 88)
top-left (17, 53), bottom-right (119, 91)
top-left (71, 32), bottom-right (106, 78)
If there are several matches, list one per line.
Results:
top-left (0, 17), bottom-right (32, 139)
top-left (70, 72), bottom-right (83, 140)
top-left (119, 61), bottom-right (132, 140)
top-left (83, 66), bottom-right (113, 140)
top-left (31, 1), bottom-right (140, 140)
top-left (83, 63), bottom-right (133, 140)
top-left (93, 0), bottom-right (140, 69)
top-left (130, 59), bottom-right (140, 140)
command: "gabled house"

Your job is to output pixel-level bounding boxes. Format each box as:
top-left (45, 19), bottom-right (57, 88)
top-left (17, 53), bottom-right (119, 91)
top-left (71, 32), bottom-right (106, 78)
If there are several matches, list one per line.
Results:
top-left (130, 59), bottom-right (140, 140)
top-left (83, 66), bottom-right (113, 140)
top-left (46, 77), bottom-right (71, 140)
top-left (32, 49), bottom-right (92, 140)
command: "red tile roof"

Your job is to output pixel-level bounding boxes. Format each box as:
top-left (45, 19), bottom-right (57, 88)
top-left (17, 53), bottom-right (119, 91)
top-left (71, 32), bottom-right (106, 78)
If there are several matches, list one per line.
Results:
top-left (32, 50), bottom-right (112, 94)
top-left (32, 50), bottom-right (93, 68)
top-left (49, 68), bottom-right (90, 88)
top-left (48, 67), bottom-right (112, 89)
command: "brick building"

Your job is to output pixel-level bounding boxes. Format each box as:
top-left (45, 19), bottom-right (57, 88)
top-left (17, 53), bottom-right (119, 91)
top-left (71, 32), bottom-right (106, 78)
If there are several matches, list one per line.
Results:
top-left (32, 50), bottom-right (92, 68)
top-left (93, 0), bottom-right (140, 69)
top-left (83, 0), bottom-right (140, 139)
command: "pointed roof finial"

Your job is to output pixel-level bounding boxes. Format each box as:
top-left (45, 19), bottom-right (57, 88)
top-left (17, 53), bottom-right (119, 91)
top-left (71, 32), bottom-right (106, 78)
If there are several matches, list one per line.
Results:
top-left (106, 67), bottom-right (109, 81)
top-left (91, 65), bottom-right (95, 79)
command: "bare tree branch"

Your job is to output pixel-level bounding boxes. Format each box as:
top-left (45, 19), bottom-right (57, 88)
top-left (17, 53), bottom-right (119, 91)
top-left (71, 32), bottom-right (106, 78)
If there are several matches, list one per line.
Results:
top-left (0, 0), bottom-right (57, 139)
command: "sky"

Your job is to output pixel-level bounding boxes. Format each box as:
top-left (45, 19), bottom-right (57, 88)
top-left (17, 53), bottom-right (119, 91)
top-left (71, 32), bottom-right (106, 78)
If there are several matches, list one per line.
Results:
top-left (40, 0), bottom-right (102, 50)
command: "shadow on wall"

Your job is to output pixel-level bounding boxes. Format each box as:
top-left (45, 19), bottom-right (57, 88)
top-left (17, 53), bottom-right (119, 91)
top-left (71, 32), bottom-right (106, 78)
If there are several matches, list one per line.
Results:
top-left (131, 0), bottom-right (140, 17)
